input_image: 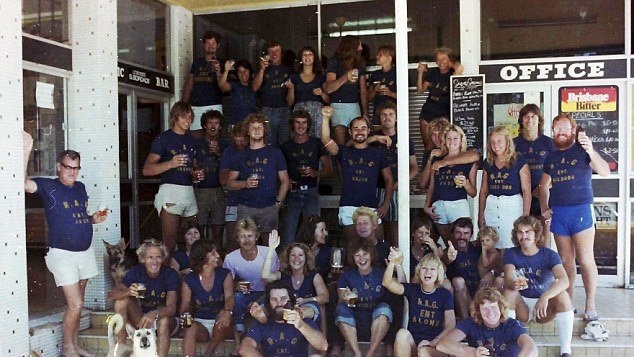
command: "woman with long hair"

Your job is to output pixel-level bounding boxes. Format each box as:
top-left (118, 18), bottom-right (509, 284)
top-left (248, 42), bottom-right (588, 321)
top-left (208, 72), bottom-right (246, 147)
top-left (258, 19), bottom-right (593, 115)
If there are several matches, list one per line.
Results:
top-left (218, 59), bottom-right (258, 126)
top-left (170, 221), bottom-right (202, 277)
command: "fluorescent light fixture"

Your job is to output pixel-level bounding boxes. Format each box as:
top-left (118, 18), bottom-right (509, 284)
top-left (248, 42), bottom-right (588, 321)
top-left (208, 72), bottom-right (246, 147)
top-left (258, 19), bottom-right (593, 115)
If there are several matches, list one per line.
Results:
top-left (329, 27), bottom-right (412, 37)
top-left (498, 16), bottom-right (597, 28)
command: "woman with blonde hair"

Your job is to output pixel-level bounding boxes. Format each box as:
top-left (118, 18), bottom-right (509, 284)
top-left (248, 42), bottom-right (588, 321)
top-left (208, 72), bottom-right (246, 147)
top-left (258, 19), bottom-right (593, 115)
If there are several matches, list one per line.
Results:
top-left (383, 252), bottom-right (455, 357)
top-left (478, 126), bottom-right (531, 248)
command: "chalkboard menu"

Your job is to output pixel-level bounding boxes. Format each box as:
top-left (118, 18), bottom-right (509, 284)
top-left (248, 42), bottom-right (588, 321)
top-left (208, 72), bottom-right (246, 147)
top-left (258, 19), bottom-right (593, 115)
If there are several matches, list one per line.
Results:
top-left (451, 75), bottom-right (485, 154)
top-left (559, 86), bottom-right (619, 172)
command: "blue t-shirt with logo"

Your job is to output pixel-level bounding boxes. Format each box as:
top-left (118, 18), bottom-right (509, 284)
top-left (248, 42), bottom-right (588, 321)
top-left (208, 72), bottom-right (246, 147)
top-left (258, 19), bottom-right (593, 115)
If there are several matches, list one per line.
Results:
top-left (483, 156), bottom-right (527, 197)
top-left (457, 317), bottom-right (527, 357)
top-left (503, 246), bottom-right (561, 299)
top-left (196, 137), bottom-right (227, 189)
top-left (513, 135), bottom-right (555, 190)
top-left (280, 137), bottom-right (326, 189)
top-left (419, 67), bottom-right (452, 121)
top-left (290, 72), bottom-right (326, 104)
top-left (371, 133), bottom-right (415, 187)
top-left (149, 129), bottom-right (203, 186)
top-left (430, 156), bottom-right (475, 202)
top-left (368, 67), bottom-right (397, 122)
top-left (403, 284), bottom-right (454, 344)
top-left (326, 58), bottom-right (366, 103)
top-left (184, 267), bottom-right (231, 319)
top-left (230, 81), bottom-right (259, 125)
top-left (543, 144), bottom-right (594, 206)
top-left (335, 144), bottom-right (388, 207)
top-left (189, 57), bottom-right (222, 106)
top-left (337, 268), bottom-right (387, 311)
top-left (247, 318), bottom-right (319, 357)
top-left (446, 243), bottom-right (481, 297)
top-left (123, 265), bottom-right (180, 313)
top-left (231, 145), bottom-right (287, 208)
top-left (261, 64), bottom-right (293, 108)
top-left (220, 144), bottom-right (245, 207)
top-left (33, 178), bottom-right (93, 251)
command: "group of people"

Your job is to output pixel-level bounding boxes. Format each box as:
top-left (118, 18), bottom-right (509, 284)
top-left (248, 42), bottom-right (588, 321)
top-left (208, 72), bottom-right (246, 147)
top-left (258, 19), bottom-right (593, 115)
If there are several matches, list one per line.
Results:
top-left (21, 29), bottom-right (612, 357)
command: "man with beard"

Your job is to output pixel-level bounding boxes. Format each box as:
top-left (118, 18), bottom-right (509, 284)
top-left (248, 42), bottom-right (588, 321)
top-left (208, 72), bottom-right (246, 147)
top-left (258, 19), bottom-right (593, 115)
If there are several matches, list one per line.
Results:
top-left (444, 217), bottom-right (482, 320)
top-left (321, 107), bottom-right (394, 244)
top-left (182, 31), bottom-right (223, 131)
top-left (239, 280), bottom-right (328, 357)
top-left (539, 114), bottom-right (610, 323)
top-left (226, 113), bottom-right (290, 245)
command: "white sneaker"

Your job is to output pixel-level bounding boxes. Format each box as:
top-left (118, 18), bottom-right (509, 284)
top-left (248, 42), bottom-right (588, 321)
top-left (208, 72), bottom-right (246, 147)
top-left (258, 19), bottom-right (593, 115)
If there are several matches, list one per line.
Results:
top-left (580, 321), bottom-right (610, 342)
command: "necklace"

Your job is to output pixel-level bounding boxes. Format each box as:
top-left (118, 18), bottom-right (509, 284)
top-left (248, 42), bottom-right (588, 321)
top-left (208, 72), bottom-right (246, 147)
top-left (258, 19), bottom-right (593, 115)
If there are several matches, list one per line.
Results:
top-left (359, 270), bottom-right (372, 289)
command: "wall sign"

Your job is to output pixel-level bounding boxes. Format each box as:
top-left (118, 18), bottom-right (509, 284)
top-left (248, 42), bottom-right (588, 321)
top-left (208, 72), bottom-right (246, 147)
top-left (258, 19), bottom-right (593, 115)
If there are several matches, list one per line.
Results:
top-left (451, 75), bottom-right (485, 154)
top-left (117, 62), bottom-right (173, 94)
top-left (481, 59), bottom-right (626, 83)
top-left (559, 85), bottom-right (618, 172)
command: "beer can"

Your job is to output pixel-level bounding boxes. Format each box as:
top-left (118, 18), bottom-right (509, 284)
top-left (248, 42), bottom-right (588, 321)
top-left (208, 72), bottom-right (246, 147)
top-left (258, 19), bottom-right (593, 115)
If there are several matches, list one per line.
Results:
top-left (182, 312), bottom-right (193, 328)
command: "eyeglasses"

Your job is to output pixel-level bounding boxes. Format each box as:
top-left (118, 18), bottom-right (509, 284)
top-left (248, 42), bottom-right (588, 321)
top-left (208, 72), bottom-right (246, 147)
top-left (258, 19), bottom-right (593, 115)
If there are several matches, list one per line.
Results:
top-left (60, 163), bottom-right (81, 171)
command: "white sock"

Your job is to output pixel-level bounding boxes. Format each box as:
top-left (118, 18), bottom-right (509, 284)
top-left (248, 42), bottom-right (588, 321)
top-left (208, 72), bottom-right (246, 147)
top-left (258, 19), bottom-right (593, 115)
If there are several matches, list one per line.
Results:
top-left (556, 310), bottom-right (574, 354)
top-left (507, 309), bottom-right (516, 319)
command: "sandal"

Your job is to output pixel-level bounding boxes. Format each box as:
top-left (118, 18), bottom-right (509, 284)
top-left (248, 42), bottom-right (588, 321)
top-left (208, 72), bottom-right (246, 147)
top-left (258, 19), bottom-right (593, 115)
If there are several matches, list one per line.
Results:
top-left (583, 310), bottom-right (599, 322)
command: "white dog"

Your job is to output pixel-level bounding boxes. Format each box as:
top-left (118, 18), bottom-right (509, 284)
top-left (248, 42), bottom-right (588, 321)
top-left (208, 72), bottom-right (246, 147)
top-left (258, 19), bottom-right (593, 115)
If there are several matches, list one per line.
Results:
top-left (106, 313), bottom-right (158, 357)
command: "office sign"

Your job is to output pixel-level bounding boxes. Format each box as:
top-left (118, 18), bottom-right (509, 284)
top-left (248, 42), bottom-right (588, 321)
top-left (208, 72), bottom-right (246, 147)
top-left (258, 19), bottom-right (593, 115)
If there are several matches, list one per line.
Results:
top-left (481, 59), bottom-right (626, 83)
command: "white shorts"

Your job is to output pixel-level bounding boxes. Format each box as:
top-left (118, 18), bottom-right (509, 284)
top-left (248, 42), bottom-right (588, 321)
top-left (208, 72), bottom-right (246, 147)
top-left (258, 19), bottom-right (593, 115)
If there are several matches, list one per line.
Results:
top-left (45, 246), bottom-right (99, 287)
top-left (191, 105), bottom-right (223, 131)
top-left (225, 206), bottom-right (238, 222)
top-left (522, 296), bottom-right (539, 321)
top-left (154, 184), bottom-right (198, 217)
top-left (484, 194), bottom-right (523, 249)
top-left (432, 199), bottom-right (470, 225)
top-left (338, 206), bottom-right (382, 226)
top-left (194, 317), bottom-right (216, 336)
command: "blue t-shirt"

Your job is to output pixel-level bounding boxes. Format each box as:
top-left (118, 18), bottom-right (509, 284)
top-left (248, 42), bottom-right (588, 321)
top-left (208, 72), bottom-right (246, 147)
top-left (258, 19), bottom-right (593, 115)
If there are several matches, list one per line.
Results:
top-left (290, 72), bottom-right (326, 104)
top-left (337, 268), bottom-right (387, 311)
top-left (446, 243), bottom-right (481, 297)
top-left (335, 144), bottom-right (388, 207)
top-left (326, 58), bottom-right (366, 103)
top-left (220, 145), bottom-right (245, 207)
top-left (261, 64), bottom-right (293, 108)
top-left (189, 57), bottom-right (222, 106)
top-left (149, 130), bottom-right (203, 185)
top-left (431, 156), bottom-right (475, 202)
top-left (403, 284), bottom-right (454, 343)
top-left (32, 178), bottom-right (93, 251)
top-left (231, 145), bottom-right (287, 208)
top-left (371, 133), bottom-right (415, 187)
top-left (456, 317), bottom-right (527, 357)
top-left (368, 67), bottom-right (397, 121)
top-left (513, 135), bottom-right (555, 190)
top-left (503, 246), bottom-right (561, 299)
top-left (313, 246), bottom-right (332, 280)
top-left (483, 156), bottom-right (527, 197)
top-left (247, 318), bottom-right (318, 357)
top-left (123, 265), bottom-right (180, 313)
top-left (281, 271), bottom-right (319, 299)
top-left (543, 144), bottom-right (594, 206)
top-left (172, 249), bottom-right (189, 270)
top-left (184, 267), bottom-right (231, 319)
top-left (280, 137), bottom-right (326, 189)
top-left (197, 137), bottom-right (227, 189)
top-left (419, 67), bottom-right (452, 120)
top-left (230, 81), bottom-right (259, 124)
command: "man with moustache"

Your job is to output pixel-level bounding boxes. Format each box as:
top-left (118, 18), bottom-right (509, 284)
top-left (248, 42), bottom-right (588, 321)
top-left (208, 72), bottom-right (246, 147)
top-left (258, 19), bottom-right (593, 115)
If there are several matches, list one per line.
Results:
top-left (444, 217), bottom-right (482, 320)
top-left (253, 40), bottom-right (293, 146)
top-left (321, 107), bottom-right (394, 244)
top-left (239, 280), bottom-right (328, 357)
top-left (280, 110), bottom-right (333, 246)
top-left (226, 113), bottom-right (290, 245)
top-left (182, 31), bottom-right (223, 130)
top-left (539, 114), bottom-right (610, 323)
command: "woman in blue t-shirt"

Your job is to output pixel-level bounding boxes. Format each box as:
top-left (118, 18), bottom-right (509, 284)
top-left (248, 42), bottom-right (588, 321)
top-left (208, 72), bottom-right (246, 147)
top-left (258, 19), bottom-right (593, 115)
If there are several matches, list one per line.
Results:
top-left (179, 240), bottom-right (234, 357)
top-left (478, 126), bottom-right (531, 248)
top-left (286, 46), bottom-right (329, 138)
top-left (383, 251), bottom-right (456, 357)
top-left (424, 124), bottom-right (478, 242)
top-left (218, 59), bottom-right (258, 125)
top-left (170, 221), bottom-right (202, 278)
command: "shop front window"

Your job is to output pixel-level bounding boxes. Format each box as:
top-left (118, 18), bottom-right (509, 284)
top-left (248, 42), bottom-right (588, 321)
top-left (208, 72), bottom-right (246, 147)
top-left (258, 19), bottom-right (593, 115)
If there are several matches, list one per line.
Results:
top-left (118, 0), bottom-right (167, 71)
top-left (22, 0), bottom-right (69, 43)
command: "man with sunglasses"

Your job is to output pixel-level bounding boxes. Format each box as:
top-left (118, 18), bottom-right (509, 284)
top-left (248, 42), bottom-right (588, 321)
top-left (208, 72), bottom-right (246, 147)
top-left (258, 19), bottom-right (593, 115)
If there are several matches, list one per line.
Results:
top-left (23, 133), bottom-right (107, 357)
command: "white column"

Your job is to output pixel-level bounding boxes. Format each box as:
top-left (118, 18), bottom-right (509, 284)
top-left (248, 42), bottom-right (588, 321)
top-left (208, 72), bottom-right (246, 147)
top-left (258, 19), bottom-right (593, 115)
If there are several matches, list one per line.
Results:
top-left (169, 5), bottom-right (194, 107)
top-left (0, 1), bottom-right (30, 355)
top-left (69, 0), bottom-right (120, 309)
top-left (459, 0), bottom-right (481, 74)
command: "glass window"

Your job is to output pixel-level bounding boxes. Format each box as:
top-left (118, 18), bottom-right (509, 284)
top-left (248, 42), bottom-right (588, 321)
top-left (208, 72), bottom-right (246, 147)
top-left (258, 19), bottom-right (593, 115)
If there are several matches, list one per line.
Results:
top-left (118, 0), bottom-right (167, 71)
top-left (481, 0), bottom-right (624, 60)
top-left (23, 70), bottom-right (67, 177)
top-left (22, 0), bottom-right (69, 43)
top-left (407, 0), bottom-right (460, 63)
top-left (593, 201), bottom-right (618, 276)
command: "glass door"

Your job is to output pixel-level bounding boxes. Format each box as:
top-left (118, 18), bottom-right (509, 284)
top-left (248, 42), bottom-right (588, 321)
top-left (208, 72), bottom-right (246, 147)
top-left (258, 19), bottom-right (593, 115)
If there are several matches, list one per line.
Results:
top-left (118, 90), bottom-right (168, 247)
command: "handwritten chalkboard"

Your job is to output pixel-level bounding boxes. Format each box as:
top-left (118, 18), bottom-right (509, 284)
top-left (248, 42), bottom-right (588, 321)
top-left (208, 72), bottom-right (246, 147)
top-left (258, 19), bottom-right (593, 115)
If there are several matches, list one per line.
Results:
top-left (451, 75), bottom-right (485, 154)
top-left (559, 86), bottom-right (619, 172)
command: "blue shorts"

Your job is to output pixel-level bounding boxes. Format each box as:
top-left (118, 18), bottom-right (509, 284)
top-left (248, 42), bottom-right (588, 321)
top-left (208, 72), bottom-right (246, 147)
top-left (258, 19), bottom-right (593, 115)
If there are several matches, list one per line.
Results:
top-left (330, 102), bottom-right (361, 127)
top-left (550, 204), bottom-right (595, 236)
top-left (334, 302), bottom-right (392, 330)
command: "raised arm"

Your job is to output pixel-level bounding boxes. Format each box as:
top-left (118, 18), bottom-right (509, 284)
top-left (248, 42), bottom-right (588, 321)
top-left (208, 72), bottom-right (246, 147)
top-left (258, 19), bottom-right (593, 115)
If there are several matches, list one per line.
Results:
top-left (261, 230), bottom-right (282, 282)
top-left (23, 132), bottom-right (37, 193)
top-left (416, 63), bottom-right (431, 95)
top-left (382, 259), bottom-right (405, 295)
top-left (285, 79), bottom-right (295, 106)
top-left (251, 58), bottom-right (267, 92)
top-left (321, 107), bottom-right (339, 156)
top-left (579, 132), bottom-right (610, 176)
top-left (218, 61), bottom-right (234, 93)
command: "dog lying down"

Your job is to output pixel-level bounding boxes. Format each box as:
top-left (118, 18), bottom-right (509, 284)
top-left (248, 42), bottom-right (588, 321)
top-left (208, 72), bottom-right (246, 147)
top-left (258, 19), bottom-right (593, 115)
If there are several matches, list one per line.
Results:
top-left (107, 313), bottom-right (158, 357)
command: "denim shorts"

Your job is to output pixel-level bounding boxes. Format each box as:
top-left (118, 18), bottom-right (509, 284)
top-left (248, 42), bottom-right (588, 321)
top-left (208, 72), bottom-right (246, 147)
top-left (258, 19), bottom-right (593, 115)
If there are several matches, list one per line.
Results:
top-left (330, 102), bottom-right (361, 127)
top-left (334, 302), bottom-right (392, 330)
top-left (550, 204), bottom-right (595, 236)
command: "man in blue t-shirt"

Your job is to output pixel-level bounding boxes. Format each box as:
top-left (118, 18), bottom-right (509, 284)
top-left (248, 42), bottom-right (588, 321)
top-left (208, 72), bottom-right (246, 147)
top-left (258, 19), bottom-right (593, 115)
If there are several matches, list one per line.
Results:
top-left (539, 114), bottom-right (610, 323)
top-left (280, 110), bottom-right (333, 246)
top-left (321, 107), bottom-right (394, 243)
top-left (182, 31), bottom-right (223, 131)
top-left (24, 135), bottom-right (108, 357)
top-left (226, 113), bottom-right (290, 246)
top-left (239, 280), bottom-right (328, 357)
top-left (252, 40), bottom-right (293, 146)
